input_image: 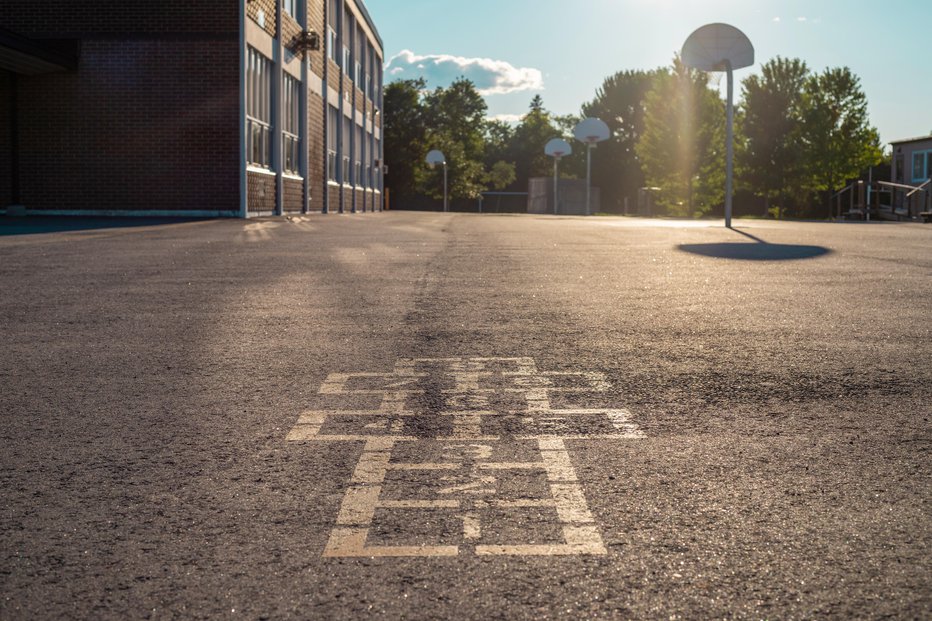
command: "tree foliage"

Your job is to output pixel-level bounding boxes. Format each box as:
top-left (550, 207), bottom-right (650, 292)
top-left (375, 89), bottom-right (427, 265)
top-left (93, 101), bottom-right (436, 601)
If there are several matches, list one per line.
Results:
top-left (636, 58), bottom-right (725, 216)
top-left (738, 57), bottom-right (809, 218)
top-left (581, 69), bottom-right (660, 211)
top-left (800, 67), bottom-right (883, 213)
top-left (383, 60), bottom-right (884, 218)
top-left (383, 78), bottom-right (427, 198)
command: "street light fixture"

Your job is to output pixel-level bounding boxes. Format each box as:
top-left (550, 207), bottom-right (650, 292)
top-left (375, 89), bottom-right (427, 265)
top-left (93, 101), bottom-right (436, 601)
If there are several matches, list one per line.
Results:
top-left (426, 149), bottom-right (448, 212)
top-left (573, 118), bottom-right (611, 216)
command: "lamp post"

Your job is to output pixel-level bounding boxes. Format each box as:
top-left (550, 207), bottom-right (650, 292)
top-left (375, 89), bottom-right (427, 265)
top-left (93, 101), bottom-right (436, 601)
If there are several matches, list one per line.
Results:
top-left (426, 150), bottom-right (447, 212)
top-left (545, 138), bottom-right (572, 215)
top-left (573, 118), bottom-right (611, 216)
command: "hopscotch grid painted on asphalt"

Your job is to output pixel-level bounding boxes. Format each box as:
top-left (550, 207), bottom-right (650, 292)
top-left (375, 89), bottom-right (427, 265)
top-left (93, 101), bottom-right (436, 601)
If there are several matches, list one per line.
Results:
top-left (287, 357), bottom-right (645, 557)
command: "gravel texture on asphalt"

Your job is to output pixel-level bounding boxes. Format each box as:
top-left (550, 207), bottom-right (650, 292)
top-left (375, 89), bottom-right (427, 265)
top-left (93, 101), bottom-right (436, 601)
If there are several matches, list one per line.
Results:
top-left (1, 213), bottom-right (929, 619)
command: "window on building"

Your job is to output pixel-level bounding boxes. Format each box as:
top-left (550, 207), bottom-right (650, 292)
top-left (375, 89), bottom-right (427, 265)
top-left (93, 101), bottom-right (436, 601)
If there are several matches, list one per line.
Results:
top-left (327, 28), bottom-right (338, 64)
top-left (327, 105), bottom-right (339, 181)
top-left (374, 138), bottom-right (381, 188)
top-left (282, 74), bottom-right (300, 175)
top-left (356, 27), bottom-right (365, 88)
top-left (913, 150), bottom-right (932, 182)
top-left (342, 114), bottom-right (352, 184)
top-left (327, 0), bottom-right (339, 64)
top-left (247, 48), bottom-right (272, 169)
top-left (355, 124), bottom-right (364, 186)
top-left (283, 0), bottom-right (296, 17)
top-left (895, 153), bottom-right (904, 183)
top-left (343, 5), bottom-right (353, 74)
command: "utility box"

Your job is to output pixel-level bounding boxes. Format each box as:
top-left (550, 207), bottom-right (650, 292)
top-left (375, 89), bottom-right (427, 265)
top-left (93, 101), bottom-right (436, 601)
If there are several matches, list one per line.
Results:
top-left (528, 178), bottom-right (600, 215)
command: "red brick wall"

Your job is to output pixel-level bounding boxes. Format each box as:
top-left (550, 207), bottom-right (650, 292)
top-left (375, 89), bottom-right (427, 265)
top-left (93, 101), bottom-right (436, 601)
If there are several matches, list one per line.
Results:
top-left (1, 1), bottom-right (239, 36)
top-left (308, 91), bottom-right (325, 212)
top-left (247, 0), bottom-right (278, 37)
top-left (0, 71), bottom-right (11, 206)
top-left (324, 184), bottom-right (337, 213)
top-left (17, 39), bottom-right (239, 213)
top-left (283, 177), bottom-right (304, 213)
top-left (247, 171), bottom-right (276, 214)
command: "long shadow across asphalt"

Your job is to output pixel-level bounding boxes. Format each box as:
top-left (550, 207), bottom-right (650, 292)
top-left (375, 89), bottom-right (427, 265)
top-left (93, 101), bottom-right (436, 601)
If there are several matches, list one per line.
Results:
top-left (678, 228), bottom-right (831, 261)
top-left (0, 216), bottom-right (209, 237)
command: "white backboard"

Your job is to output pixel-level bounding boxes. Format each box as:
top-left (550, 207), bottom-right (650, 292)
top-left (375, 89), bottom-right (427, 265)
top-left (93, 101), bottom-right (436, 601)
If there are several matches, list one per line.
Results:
top-left (573, 118), bottom-right (611, 144)
top-left (545, 138), bottom-right (573, 158)
top-left (425, 150), bottom-right (446, 167)
top-left (681, 23), bottom-right (754, 71)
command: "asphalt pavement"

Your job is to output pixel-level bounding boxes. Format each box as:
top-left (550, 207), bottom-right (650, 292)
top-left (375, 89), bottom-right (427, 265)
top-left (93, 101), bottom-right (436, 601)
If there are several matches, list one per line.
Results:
top-left (1, 213), bottom-right (929, 619)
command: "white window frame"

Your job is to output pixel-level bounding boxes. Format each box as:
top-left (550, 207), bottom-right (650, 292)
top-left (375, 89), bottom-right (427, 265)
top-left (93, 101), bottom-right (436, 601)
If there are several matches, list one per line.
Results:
top-left (283, 0), bottom-right (297, 18)
top-left (247, 47), bottom-right (272, 169)
top-left (327, 105), bottom-right (339, 182)
top-left (282, 74), bottom-right (301, 175)
top-left (912, 150), bottom-right (932, 183)
top-left (327, 27), bottom-right (338, 64)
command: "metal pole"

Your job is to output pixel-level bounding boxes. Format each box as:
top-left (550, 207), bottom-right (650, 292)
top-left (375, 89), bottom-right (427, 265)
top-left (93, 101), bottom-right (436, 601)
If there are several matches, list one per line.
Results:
top-left (586, 144), bottom-right (592, 216)
top-left (443, 163), bottom-right (448, 212)
top-left (725, 62), bottom-right (734, 228)
top-left (553, 157), bottom-right (559, 215)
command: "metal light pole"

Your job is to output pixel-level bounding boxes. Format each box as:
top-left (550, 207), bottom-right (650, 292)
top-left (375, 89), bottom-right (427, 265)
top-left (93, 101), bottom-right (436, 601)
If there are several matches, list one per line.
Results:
top-left (553, 157), bottom-right (560, 215)
top-left (426, 150), bottom-right (447, 212)
top-left (585, 144), bottom-right (593, 216)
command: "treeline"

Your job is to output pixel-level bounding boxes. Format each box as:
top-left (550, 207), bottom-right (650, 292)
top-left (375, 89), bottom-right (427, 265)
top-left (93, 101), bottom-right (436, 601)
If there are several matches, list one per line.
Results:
top-left (384, 57), bottom-right (884, 218)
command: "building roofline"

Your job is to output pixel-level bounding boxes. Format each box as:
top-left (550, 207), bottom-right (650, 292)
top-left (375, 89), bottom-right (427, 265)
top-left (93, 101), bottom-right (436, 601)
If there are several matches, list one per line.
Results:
top-left (0, 27), bottom-right (79, 74)
top-left (353, 0), bottom-right (383, 51)
top-left (891, 135), bottom-right (932, 146)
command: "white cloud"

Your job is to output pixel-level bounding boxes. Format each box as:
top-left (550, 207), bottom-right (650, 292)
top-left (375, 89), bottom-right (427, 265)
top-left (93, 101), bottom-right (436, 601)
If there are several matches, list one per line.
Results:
top-left (797, 16), bottom-right (807, 22)
top-left (385, 49), bottom-right (544, 95)
top-left (772, 16), bottom-right (781, 22)
top-left (489, 113), bottom-right (524, 124)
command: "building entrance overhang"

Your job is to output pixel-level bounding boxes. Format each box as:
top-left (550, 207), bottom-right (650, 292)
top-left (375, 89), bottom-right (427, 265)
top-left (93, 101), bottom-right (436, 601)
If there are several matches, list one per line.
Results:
top-left (0, 28), bottom-right (78, 75)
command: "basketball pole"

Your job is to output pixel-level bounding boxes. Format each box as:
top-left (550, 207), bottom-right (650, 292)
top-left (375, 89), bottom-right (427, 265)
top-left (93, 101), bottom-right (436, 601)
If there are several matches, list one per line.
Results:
top-left (725, 60), bottom-right (734, 229)
top-left (586, 144), bottom-right (592, 217)
top-left (553, 157), bottom-right (559, 215)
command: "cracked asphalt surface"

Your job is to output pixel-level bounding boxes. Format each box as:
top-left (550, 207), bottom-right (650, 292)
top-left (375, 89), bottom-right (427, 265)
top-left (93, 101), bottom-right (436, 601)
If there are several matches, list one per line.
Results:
top-left (1, 213), bottom-right (930, 619)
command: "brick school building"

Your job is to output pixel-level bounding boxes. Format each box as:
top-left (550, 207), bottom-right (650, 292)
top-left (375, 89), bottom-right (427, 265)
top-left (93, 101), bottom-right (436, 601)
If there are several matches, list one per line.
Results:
top-left (0, 0), bottom-right (384, 217)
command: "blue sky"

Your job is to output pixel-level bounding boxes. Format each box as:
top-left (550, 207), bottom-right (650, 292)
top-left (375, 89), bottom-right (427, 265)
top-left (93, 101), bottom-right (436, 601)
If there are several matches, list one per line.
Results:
top-left (365, 0), bottom-right (931, 147)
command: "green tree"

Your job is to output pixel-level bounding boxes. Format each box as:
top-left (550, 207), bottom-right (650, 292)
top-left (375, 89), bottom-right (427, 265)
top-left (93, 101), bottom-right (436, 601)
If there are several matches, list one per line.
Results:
top-left (485, 160), bottom-right (516, 191)
top-left (738, 57), bottom-right (810, 218)
top-left (383, 78), bottom-right (428, 198)
top-left (507, 96), bottom-right (562, 190)
top-left (420, 78), bottom-right (489, 199)
top-left (581, 69), bottom-right (661, 212)
top-left (800, 67), bottom-right (883, 217)
top-left (636, 58), bottom-right (725, 216)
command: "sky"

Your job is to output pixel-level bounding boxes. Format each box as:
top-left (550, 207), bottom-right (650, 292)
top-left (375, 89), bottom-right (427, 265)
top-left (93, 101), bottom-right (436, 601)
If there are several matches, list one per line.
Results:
top-left (364, 0), bottom-right (931, 147)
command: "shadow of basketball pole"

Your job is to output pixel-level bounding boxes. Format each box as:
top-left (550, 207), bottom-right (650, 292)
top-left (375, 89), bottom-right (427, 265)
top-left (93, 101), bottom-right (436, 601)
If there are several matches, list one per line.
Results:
top-left (677, 228), bottom-right (831, 261)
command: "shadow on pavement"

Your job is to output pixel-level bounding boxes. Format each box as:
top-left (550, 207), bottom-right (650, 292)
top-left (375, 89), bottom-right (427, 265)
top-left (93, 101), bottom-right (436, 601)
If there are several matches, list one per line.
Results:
top-left (677, 228), bottom-right (831, 261)
top-left (0, 216), bottom-right (209, 237)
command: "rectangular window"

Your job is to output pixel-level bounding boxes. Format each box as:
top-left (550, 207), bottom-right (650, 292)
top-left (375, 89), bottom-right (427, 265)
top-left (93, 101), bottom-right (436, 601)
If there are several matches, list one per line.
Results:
top-left (914, 150), bottom-right (932, 182)
top-left (355, 124), bottom-right (364, 186)
top-left (343, 46), bottom-right (351, 73)
top-left (283, 0), bottom-right (296, 17)
top-left (247, 48), bottom-right (272, 169)
top-left (327, 27), bottom-right (338, 63)
top-left (282, 74), bottom-right (300, 175)
top-left (327, 105), bottom-right (339, 181)
top-left (355, 61), bottom-right (362, 87)
top-left (342, 114), bottom-right (352, 183)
